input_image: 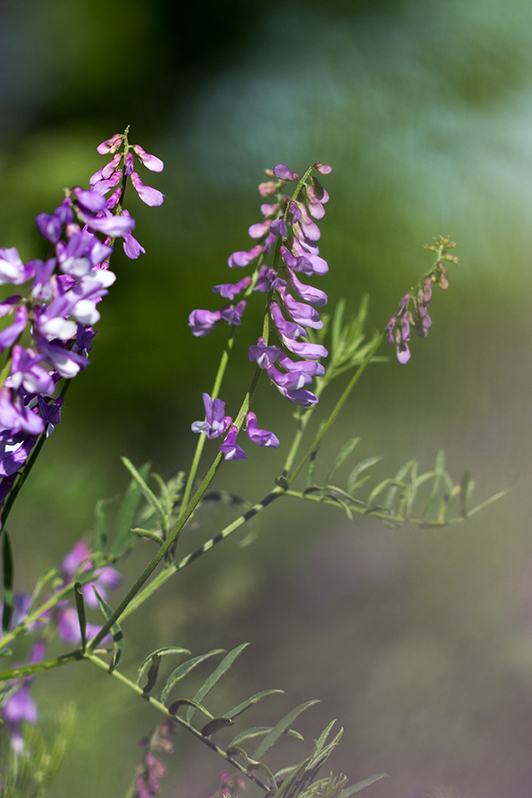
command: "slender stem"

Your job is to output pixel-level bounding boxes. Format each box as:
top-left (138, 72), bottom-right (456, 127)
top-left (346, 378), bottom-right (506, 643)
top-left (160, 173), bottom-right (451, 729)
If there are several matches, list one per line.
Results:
top-left (0, 649), bottom-right (83, 681)
top-left (289, 331), bottom-right (385, 484)
top-left (120, 488), bottom-right (283, 621)
top-left (180, 333), bottom-right (235, 514)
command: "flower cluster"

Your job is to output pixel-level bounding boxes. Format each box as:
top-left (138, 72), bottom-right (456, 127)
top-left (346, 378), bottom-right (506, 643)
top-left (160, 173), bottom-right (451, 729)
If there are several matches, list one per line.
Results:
top-left (55, 539), bottom-right (121, 645)
top-left (132, 720), bottom-right (175, 798)
top-left (386, 237), bottom-right (456, 363)
top-left (0, 133), bottom-right (164, 518)
top-left (207, 770), bottom-right (246, 798)
top-left (0, 539), bottom-right (120, 748)
top-left (189, 162), bottom-right (331, 458)
top-left (191, 393), bottom-right (279, 461)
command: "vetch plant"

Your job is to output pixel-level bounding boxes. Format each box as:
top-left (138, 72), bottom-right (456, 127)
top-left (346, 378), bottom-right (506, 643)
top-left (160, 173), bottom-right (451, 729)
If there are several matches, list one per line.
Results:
top-left (0, 130), bottom-right (506, 797)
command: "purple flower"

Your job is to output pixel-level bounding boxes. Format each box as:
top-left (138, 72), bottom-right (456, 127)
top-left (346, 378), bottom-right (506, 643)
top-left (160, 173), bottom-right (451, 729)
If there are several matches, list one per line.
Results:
top-left (213, 276), bottom-right (252, 301)
top-left (227, 245), bottom-right (262, 269)
top-left (61, 539), bottom-right (121, 608)
top-left (130, 172), bottom-right (165, 207)
top-left (0, 387), bottom-right (44, 435)
top-left (0, 248), bottom-right (35, 285)
top-left (132, 144), bottom-right (164, 173)
top-left (276, 285), bottom-right (323, 329)
top-left (191, 393), bottom-right (232, 440)
top-left (0, 431), bottom-right (36, 477)
top-left (2, 641), bottom-right (45, 753)
top-left (245, 412), bottom-right (279, 448)
top-left (218, 426), bottom-right (246, 461)
top-left (279, 335), bottom-right (328, 361)
top-left (57, 606), bottom-right (109, 645)
top-left (270, 218), bottom-right (288, 237)
top-left (219, 300), bottom-right (246, 326)
top-left (285, 267), bottom-right (328, 307)
top-left (273, 164), bottom-right (300, 181)
top-left (248, 338), bottom-right (283, 368)
top-left (121, 209), bottom-right (146, 259)
top-left (188, 309), bottom-right (222, 337)
top-left (270, 301), bottom-right (306, 339)
top-left (97, 133), bottom-right (123, 155)
top-left (37, 396), bottom-right (63, 437)
top-left (8, 345), bottom-right (54, 395)
top-left (0, 306), bottom-right (28, 352)
top-left (387, 292), bottom-right (412, 363)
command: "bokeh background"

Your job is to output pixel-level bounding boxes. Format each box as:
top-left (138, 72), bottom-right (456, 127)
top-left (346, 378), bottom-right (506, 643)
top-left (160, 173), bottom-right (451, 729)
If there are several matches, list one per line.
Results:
top-left (2, 0), bottom-right (532, 795)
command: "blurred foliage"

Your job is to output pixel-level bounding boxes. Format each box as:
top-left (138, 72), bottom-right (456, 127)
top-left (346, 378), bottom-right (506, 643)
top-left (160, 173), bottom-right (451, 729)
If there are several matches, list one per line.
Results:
top-left (1, 0), bottom-right (532, 796)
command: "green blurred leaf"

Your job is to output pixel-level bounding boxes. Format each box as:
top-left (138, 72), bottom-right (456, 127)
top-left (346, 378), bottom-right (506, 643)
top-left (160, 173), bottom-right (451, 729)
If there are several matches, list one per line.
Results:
top-left (136, 646), bottom-right (191, 687)
top-left (201, 716), bottom-right (235, 737)
top-left (347, 457), bottom-right (382, 495)
top-left (169, 698), bottom-right (214, 719)
top-left (74, 581), bottom-right (87, 652)
top-left (160, 649), bottom-right (225, 704)
top-left (338, 774), bottom-right (388, 796)
top-left (93, 588), bottom-right (124, 671)
top-left (223, 689), bottom-right (285, 721)
top-left (325, 439), bottom-right (360, 485)
top-left (186, 642), bottom-right (249, 722)
top-left (111, 461), bottom-right (152, 556)
top-left (1, 530), bottom-right (14, 634)
top-left (252, 700), bottom-right (320, 760)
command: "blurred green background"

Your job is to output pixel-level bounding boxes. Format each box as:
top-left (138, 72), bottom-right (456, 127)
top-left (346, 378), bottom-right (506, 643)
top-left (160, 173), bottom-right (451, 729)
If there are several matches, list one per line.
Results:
top-left (3, 0), bottom-right (532, 795)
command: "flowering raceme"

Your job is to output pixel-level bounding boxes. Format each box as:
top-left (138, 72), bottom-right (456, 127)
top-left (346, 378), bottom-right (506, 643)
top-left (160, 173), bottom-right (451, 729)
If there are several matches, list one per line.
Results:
top-left (189, 162), bottom-right (332, 458)
top-left (0, 130), bottom-right (164, 519)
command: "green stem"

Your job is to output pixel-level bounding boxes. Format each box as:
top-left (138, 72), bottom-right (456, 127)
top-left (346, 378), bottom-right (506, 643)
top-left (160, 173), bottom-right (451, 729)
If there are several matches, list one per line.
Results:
top-left (180, 333), bottom-right (235, 514)
top-left (288, 331), bottom-right (385, 484)
top-left (0, 649), bottom-right (83, 681)
top-left (120, 487), bottom-right (283, 621)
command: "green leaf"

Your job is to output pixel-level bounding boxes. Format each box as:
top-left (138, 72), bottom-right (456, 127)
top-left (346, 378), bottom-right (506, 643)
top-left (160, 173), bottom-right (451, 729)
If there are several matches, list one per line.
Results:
top-left (93, 498), bottom-right (110, 553)
top-left (222, 689), bottom-right (285, 721)
top-left (28, 567), bottom-right (58, 615)
top-left (136, 647), bottom-right (191, 687)
top-left (132, 527), bottom-right (164, 544)
top-left (325, 439), bottom-right (360, 485)
top-left (74, 582), bottom-right (87, 652)
top-left (459, 471), bottom-right (473, 519)
top-left (112, 460), bottom-right (155, 555)
top-left (201, 717), bottom-right (235, 737)
top-left (338, 774), bottom-right (388, 796)
top-left (1, 530), bottom-right (14, 634)
top-left (347, 457), bottom-right (382, 495)
top-left (93, 588), bottom-right (124, 671)
top-left (169, 698), bottom-right (214, 719)
top-left (252, 700), bottom-right (319, 760)
top-left (229, 726), bottom-right (304, 748)
top-left (186, 642), bottom-right (249, 722)
top-left (160, 649), bottom-right (225, 704)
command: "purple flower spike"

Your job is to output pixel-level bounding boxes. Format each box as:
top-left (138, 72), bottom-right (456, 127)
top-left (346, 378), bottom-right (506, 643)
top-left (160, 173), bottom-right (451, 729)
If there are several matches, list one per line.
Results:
top-left (191, 393), bottom-right (232, 440)
top-left (219, 425), bottom-right (246, 461)
top-left (188, 309), bottom-right (222, 337)
top-left (246, 412), bottom-right (279, 448)
top-left (273, 164), bottom-right (300, 181)
top-left (130, 172), bottom-right (165, 207)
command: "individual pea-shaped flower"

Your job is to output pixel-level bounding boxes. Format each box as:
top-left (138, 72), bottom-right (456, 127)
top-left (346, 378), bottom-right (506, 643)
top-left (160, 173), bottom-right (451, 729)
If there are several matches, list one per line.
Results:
top-left (218, 425), bottom-right (246, 461)
top-left (191, 393), bottom-right (232, 440)
top-left (245, 412), bottom-right (279, 448)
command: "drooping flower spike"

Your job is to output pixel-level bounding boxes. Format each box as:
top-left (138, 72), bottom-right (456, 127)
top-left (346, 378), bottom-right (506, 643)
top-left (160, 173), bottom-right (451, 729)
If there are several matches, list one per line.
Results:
top-left (188, 162), bottom-right (331, 427)
top-left (386, 236), bottom-right (457, 363)
top-left (0, 130), bottom-right (165, 519)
